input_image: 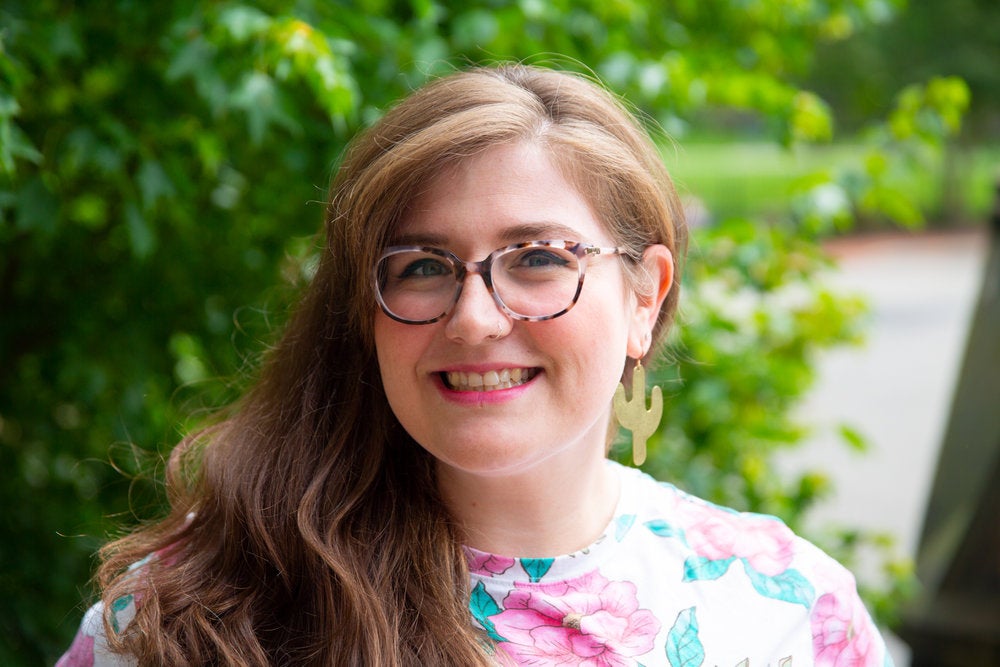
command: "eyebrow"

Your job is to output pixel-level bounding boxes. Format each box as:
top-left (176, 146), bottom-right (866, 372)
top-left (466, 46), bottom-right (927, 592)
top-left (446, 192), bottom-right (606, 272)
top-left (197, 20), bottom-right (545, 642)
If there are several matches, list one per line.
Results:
top-left (391, 221), bottom-right (586, 248)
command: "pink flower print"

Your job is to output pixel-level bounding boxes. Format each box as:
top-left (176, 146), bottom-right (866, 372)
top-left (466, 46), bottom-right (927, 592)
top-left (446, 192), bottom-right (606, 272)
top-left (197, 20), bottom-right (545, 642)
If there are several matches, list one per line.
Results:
top-left (681, 502), bottom-right (795, 576)
top-left (739, 515), bottom-right (796, 576)
top-left (492, 571), bottom-right (660, 666)
top-left (465, 548), bottom-right (516, 577)
top-left (55, 630), bottom-right (95, 667)
top-left (811, 592), bottom-right (879, 666)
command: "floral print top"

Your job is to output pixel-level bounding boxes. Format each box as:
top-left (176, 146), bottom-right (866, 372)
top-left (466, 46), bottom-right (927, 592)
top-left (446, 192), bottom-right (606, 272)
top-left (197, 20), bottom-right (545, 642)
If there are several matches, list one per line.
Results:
top-left (466, 462), bottom-right (892, 666)
top-left (58, 462), bottom-right (891, 666)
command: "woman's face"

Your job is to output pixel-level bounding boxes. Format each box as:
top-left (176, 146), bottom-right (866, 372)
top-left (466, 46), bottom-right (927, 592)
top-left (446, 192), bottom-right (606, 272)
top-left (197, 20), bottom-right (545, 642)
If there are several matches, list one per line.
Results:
top-left (374, 142), bottom-right (655, 481)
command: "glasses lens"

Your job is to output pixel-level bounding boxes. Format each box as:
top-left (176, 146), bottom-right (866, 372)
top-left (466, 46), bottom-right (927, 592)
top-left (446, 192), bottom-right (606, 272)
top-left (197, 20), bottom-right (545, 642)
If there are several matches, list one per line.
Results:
top-left (376, 250), bottom-right (457, 322)
top-left (493, 245), bottom-right (581, 318)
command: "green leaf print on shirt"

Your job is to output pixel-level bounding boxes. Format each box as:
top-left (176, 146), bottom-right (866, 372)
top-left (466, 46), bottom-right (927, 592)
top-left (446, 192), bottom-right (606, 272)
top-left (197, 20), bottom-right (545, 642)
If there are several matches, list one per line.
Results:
top-left (109, 594), bottom-right (134, 634)
top-left (643, 519), bottom-right (680, 538)
top-left (666, 607), bottom-right (705, 667)
top-left (742, 561), bottom-right (815, 609)
top-left (616, 513), bottom-right (636, 541)
top-left (469, 581), bottom-right (506, 643)
top-left (682, 555), bottom-right (735, 581)
top-left (520, 558), bottom-right (554, 582)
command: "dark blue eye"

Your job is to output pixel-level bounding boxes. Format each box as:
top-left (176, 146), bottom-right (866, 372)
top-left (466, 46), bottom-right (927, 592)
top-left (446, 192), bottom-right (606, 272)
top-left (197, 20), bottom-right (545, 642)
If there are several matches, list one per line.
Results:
top-left (511, 249), bottom-right (571, 269)
top-left (398, 257), bottom-right (451, 279)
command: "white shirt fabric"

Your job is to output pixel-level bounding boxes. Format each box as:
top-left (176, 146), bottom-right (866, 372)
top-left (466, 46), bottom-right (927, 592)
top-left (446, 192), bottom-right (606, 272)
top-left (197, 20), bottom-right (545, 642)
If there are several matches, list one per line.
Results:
top-left (58, 462), bottom-right (891, 666)
top-left (466, 462), bottom-right (891, 666)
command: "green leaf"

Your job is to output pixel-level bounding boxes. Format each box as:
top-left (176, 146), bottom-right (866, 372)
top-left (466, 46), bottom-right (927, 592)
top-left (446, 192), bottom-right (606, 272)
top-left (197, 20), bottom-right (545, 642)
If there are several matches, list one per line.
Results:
top-left (837, 423), bottom-right (869, 452)
top-left (165, 36), bottom-right (214, 82)
top-left (615, 513), bottom-right (636, 541)
top-left (137, 160), bottom-right (176, 211)
top-left (468, 582), bottom-right (505, 642)
top-left (789, 91), bottom-right (833, 142)
top-left (0, 109), bottom-right (42, 174)
top-left (217, 5), bottom-right (271, 42)
top-left (109, 594), bottom-right (134, 634)
top-left (742, 561), bottom-right (815, 608)
top-left (520, 558), bottom-right (554, 583)
top-left (232, 72), bottom-right (300, 144)
top-left (644, 519), bottom-right (680, 539)
top-left (70, 194), bottom-right (107, 230)
top-left (682, 556), bottom-right (734, 582)
top-left (665, 607), bottom-right (704, 667)
top-left (124, 202), bottom-right (157, 259)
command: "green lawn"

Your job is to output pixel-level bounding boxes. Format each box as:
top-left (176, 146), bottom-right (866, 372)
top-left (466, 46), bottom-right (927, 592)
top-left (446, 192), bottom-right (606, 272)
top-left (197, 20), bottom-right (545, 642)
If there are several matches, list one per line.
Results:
top-left (662, 141), bottom-right (1000, 227)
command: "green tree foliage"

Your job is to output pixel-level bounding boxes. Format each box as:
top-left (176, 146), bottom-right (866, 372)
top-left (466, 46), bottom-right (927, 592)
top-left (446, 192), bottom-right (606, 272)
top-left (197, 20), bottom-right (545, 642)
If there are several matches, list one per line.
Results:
top-left (806, 0), bottom-right (991, 222)
top-left (0, 1), bottom-right (967, 662)
top-left (809, 0), bottom-right (999, 137)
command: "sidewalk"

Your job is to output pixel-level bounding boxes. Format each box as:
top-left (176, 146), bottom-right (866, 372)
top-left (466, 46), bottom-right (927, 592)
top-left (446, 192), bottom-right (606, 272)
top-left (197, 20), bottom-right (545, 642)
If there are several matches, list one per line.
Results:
top-left (775, 227), bottom-right (991, 665)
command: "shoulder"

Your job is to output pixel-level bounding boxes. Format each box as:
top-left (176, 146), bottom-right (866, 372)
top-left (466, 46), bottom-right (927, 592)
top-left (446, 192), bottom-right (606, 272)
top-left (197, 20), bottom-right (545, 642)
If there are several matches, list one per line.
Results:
top-left (56, 597), bottom-right (138, 667)
top-left (615, 462), bottom-right (856, 588)
top-left (57, 552), bottom-right (157, 667)
top-left (615, 461), bottom-right (832, 581)
top-left (611, 462), bottom-right (892, 664)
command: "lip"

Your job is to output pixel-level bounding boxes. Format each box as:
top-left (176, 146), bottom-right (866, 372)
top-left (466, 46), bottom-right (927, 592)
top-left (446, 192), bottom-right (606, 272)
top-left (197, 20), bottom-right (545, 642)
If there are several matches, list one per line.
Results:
top-left (432, 365), bottom-right (540, 406)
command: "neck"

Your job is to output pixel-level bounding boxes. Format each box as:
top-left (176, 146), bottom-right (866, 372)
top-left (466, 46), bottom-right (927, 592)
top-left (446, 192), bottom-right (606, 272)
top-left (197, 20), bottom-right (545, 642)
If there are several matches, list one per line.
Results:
top-left (438, 450), bottom-right (620, 558)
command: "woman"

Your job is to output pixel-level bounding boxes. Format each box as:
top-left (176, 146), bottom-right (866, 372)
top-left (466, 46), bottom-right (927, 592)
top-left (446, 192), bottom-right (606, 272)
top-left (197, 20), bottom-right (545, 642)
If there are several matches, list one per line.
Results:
top-left (60, 63), bottom-right (890, 666)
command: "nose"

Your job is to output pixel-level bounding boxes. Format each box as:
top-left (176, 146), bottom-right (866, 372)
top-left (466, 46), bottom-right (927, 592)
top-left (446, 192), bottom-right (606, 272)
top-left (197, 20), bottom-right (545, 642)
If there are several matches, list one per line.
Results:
top-left (444, 272), bottom-right (510, 344)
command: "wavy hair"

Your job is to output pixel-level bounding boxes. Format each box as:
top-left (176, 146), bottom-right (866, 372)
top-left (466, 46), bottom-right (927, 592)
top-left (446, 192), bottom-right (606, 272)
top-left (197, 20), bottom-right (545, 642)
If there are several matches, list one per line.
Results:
top-left (97, 63), bottom-right (687, 665)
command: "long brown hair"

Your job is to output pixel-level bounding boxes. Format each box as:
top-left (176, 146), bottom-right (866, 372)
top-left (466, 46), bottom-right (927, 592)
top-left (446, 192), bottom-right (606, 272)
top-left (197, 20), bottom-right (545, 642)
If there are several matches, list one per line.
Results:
top-left (97, 63), bottom-right (687, 665)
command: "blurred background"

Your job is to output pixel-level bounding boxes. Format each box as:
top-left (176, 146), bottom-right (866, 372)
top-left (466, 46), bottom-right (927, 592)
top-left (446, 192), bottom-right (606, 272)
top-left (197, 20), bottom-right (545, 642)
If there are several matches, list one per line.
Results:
top-left (1, 1), bottom-right (997, 664)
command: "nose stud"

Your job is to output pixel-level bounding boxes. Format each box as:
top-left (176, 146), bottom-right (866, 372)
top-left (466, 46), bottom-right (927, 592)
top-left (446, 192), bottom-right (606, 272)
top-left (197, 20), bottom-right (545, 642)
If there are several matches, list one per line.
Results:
top-left (487, 321), bottom-right (505, 340)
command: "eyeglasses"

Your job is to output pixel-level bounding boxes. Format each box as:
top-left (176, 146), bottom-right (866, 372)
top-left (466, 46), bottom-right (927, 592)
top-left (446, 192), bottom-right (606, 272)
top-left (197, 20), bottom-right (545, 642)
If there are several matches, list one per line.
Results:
top-left (373, 240), bottom-right (628, 325)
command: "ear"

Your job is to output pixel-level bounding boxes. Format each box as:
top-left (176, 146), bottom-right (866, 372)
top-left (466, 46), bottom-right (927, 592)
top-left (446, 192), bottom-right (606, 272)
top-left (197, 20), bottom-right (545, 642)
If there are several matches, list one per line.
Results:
top-left (627, 244), bottom-right (674, 359)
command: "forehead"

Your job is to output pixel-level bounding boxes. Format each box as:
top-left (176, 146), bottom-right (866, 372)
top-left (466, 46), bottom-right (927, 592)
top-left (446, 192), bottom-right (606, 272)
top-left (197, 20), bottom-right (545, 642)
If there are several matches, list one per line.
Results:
top-left (394, 142), bottom-right (612, 250)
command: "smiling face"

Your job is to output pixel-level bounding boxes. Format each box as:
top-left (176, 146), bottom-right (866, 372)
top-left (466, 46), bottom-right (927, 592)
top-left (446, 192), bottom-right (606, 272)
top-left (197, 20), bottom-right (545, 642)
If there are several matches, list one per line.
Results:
top-left (373, 141), bottom-right (653, 481)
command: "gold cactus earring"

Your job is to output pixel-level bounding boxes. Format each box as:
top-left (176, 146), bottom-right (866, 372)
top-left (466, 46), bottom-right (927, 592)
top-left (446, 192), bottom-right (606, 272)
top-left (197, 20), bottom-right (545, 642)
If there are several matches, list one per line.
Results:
top-left (613, 356), bottom-right (662, 466)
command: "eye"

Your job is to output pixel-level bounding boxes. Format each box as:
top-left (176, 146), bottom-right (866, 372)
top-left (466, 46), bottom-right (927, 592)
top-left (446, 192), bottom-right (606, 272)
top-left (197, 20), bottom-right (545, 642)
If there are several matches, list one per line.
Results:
top-left (510, 248), bottom-right (572, 269)
top-left (398, 257), bottom-right (451, 279)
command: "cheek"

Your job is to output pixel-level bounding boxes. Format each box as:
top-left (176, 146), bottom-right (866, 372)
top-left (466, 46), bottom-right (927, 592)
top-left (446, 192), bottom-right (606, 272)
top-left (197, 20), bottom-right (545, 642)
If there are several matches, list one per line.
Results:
top-left (538, 302), bottom-right (630, 383)
top-left (373, 321), bottom-right (391, 377)
top-left (373, 318), bottom-right (418, 389)
top-left (374, 321), bottom-right (420, 431)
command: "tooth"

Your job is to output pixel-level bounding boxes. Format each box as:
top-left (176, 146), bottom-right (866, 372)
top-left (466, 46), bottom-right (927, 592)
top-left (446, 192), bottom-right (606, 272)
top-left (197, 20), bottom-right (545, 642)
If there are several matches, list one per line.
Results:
top-left (443, 368), bottom-right (537, 391)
